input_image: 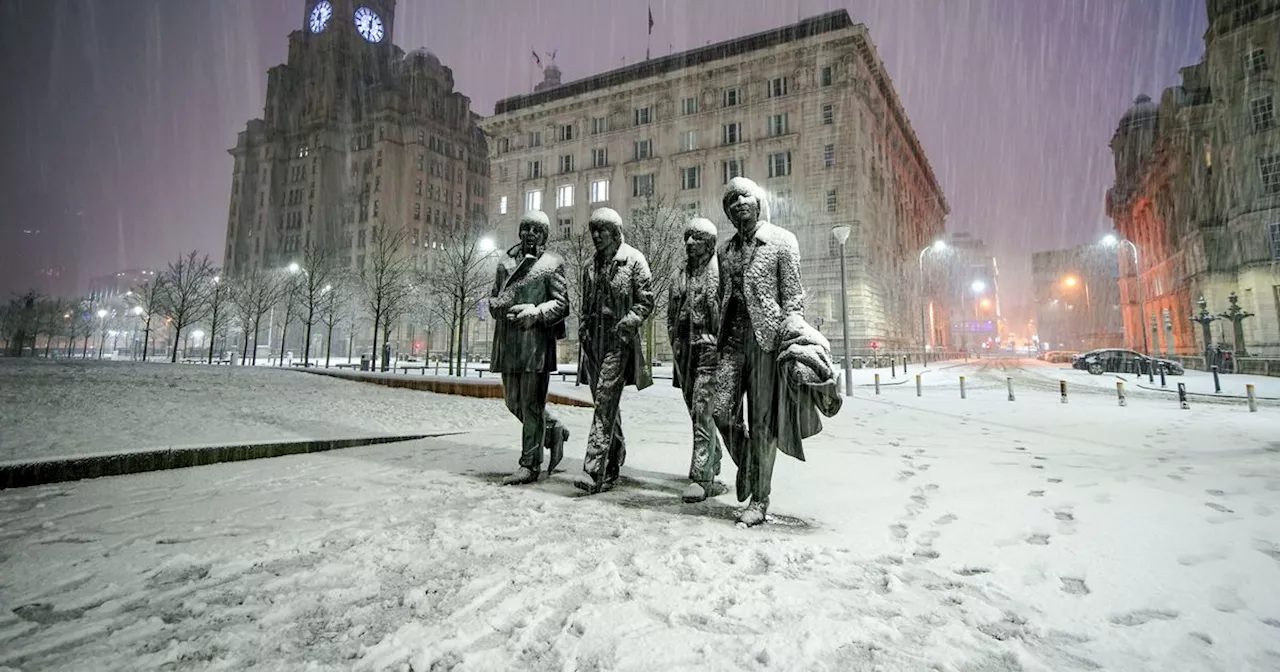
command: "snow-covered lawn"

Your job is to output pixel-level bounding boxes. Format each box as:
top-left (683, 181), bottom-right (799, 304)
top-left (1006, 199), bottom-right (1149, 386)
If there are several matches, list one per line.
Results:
top-left (1, 361), bottom-right (1278, 670)
top-left (0, 359), bottom-right (513, 463)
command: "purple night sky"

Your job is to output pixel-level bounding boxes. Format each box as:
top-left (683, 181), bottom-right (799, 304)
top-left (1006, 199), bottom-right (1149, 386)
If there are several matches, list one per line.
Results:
top-left (0, 0), bottom-right (1206, 310)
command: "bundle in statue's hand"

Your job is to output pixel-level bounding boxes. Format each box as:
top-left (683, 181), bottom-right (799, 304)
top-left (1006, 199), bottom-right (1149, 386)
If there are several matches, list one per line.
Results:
top-left (507, 304), bottom-right (538, 329)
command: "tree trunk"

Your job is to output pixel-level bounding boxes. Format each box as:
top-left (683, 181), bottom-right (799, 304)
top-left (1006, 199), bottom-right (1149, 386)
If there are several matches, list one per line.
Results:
top-left (347, 326), bottom-right (354, 365)
top-left (142, 318), bottom-right (152, 361)
top-left (170, 324), bottom-right (183, 363)
top-left (279, 321), bottom-right (289, 366)
top-left (250, 316), bottom-right (261, 365)
top-left (303, 317), bottom-right (314, 368)
top-left (645, 317), bottom-right (656, 377)
top-left (381, 321), bottom-right (393, 372)
top-left (44, 334), bottom-right (53, 358)
top-left (370, 310), bottom-right (381, 373)
top-left (207, 302), bottom-right (219, 364)
top-left (325, 322), bottom-right (334, 368)
top-left (81, 334), bottom-right (88, 359)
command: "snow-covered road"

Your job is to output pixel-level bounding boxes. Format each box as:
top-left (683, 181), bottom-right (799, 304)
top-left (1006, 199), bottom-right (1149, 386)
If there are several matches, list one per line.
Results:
top-left (1, 360), bottom-right (1278, 670)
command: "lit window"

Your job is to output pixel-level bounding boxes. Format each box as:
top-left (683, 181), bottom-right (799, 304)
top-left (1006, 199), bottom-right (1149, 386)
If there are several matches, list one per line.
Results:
top-left (525, 189), bottom-right (543, 212)
top-left (499, 196), bottom-right (507, 214)
top-left (590, 179), bottom-right (610, 203)
top-left (556, 184), bottom-right (574, 209)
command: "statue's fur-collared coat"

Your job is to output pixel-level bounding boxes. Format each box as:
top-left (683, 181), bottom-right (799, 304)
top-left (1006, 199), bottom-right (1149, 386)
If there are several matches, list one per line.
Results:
top-left (715, 220), bottom-right (806, 353)
top-left (489, 249), bottom-right (569, 374)
top-left (578, 242), bottom-right (655, 390)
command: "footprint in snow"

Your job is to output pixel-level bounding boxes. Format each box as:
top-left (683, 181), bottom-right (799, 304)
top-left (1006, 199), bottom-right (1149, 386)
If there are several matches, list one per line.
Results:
top-left (933, 513), bottom-right (957, 526)
top-left (1206, 489), bottom-right (1226, 496)
top-left (1026, 533), bottom-right (1051, 546)
top-left (1028, 490), bottom-right (1045, 498)
top-left (1205, 502), bottom-right (1234, 514)
top-left (1048, 478), bottom-right (1063, 484)
top-left (1060, 577), bottom-right (1090, 595)
top-left (1109, 609), bottom-right (1179, 626)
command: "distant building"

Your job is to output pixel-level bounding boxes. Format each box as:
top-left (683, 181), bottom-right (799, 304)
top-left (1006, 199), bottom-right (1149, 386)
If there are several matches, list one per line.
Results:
top-left (481, 10), bottom-right (947, 358)
top-left (87, 268), bottom-right (159, 305)
top-left (928, 232), bottom-right (1002, 351)
top-left (1106, 0), bottom-right (1280, 358)
top-left (1033, 245), bottom-right (1123, 352)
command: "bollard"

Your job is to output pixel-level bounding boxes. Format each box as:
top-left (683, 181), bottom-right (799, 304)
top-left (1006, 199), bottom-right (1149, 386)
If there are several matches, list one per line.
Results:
top-left (1060, 380), bottom-right (1068, 404)
top-left (874, 373), bottom-right (881, 395)
top-left (959, 376), bottom-right (967, 399)
top-left (1159, 366), bottom-right (1166, 387)
top-left (1177, 382), bottom-right (1189, 409)
top-left (1212, 365), bottom-right (1221, 393)
top-left (1246, 384), bottom-right (1257, 412)
top-left (1007, 376), bottom-right (1016, 401)
top-left (916, 374), bottom-right (922, 397)
top-left (1116, 381), bottom-right (1127, 407)
top-left (903, 355), bottom-right (908, 374)
top-left (891, 358), bottom-right (897, 378)
top-left (1148, 363), bottom-right (1154, 384)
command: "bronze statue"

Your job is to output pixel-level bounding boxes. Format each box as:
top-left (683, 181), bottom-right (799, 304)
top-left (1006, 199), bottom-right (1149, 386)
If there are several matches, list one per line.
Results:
top-left (489, 210), bottom-right (571, 485)
top-left (576, 207), bottom-right (655, 494)
top-left (667, 217), bottom-right (729, 503)
top-left (713, 177), bottom-right (842, 526)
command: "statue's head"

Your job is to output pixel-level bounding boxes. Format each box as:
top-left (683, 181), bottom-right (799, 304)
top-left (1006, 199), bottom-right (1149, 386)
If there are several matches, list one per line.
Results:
top-left (683, 218), bottom-right (718, 265)
top-left (517, 210), bottom-right (551, 253)
top-left (722, 177), bottom-right (766, 231)
top-left (588, 207), bottom-right (624, 254)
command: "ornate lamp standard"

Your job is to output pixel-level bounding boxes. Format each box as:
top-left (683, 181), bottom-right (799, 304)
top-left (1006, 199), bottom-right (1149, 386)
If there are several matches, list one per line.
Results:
top-left (832, 224), bottom-right (853, 396)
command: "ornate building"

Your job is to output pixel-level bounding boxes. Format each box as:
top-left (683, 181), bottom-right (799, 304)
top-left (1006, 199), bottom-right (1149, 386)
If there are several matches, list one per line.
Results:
top-left (1032, 245), bottom-right (1123, 352)
top-left (1107, 0), bottom-right (1280, 359)
top-left (223, 0), bottom-right (488, 355)
top-left (480, 11), bottom-right (947, 358)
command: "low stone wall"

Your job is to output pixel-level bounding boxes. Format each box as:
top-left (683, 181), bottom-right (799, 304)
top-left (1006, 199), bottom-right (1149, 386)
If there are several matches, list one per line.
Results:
top-left (1171, 354), bottom-right (1280, 377)
top-left (0, 433), bottom-right (444, 489)
top-left (300, 369), bottom-right (596, 408)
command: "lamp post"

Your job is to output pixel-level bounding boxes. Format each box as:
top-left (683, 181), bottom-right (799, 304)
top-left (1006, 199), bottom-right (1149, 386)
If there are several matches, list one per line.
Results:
top-left (832, 224), bottom-right (853, 396)
top-left (917, 240), bottom-right (946, 366)
top-left (1101, 233), bottom-right (1148, 356)
top-left (95, 309), bottom-right (109, 359)
top-left (1191, 295), bottom-right (1218, 364)
top-left (1061, 275), bottom-right (1092, 349)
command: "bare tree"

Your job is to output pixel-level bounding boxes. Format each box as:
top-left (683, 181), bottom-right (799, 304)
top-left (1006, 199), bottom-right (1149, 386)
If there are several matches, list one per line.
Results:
top-left (625, 193), bottom-right (687, 370)
top-left (293, 245), bottom-right (340, 367)
top-left (425, 220), bottom-right (496, 375)
top-left (160, 251), bottom-right (216, 363)
top-left (275, 269), bottom-right (303, 365)
top-left (37, 297), bottom-right (70, 357)
top-left (230, 268), bottom-right (285, 365)
top-left (360, 225), bottom-right (414, 371)
top-left (129, 278), bottom-right (168, 361)
top-left (2, 291), bottom-right (40, 356)
top-left (316, 268), bottom-right (354, 368)
top-left (205, 273), bottom-right (234, 364)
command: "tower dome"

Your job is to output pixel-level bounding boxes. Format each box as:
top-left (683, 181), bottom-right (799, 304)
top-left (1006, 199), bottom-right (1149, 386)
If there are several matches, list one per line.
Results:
top-left (1117, 94), bottom-right (1159, 132)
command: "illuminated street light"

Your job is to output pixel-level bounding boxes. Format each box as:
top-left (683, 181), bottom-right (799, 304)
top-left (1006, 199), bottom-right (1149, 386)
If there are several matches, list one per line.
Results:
top-left (96, 309), bottom-right (108, 318)
top-left (287, 262), bottom-right (301, 274)
top-left (980, 298), bottom-right (992, 309)
top-left (1063, 275), bottom-right (1078, 288)
top-left (1100, 233), bottom-right (1118, 247)
top-left (971, 280), bottom-right (986, 294)
top-left (132, 306), bottom-right (144, 315)
top-left (478, 237), bottom-right (496, 253)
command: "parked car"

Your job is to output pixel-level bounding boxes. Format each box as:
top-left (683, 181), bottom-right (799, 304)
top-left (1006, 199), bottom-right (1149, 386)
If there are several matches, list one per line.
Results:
top-left (1039, 350), bottom-right (1078, 364)
top-left (1072, 348), bottom-right (1184, 376)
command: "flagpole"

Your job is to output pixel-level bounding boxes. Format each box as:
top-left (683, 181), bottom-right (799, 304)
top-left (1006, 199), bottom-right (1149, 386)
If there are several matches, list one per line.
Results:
top-left (646, 6), bottom-right (653, 61)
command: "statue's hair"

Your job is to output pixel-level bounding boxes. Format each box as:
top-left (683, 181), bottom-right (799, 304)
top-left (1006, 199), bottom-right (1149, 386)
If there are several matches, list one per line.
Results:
top-left (588, 207), bottom-right (625, 245)
top-left (722, 177), bottom-right (771, 221)
top-left (684, 217), bottom-right (718, 240)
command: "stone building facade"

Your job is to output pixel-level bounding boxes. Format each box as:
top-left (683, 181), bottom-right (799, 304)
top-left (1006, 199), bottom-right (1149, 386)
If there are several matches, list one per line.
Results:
top-left (223, 0), bottom-right (488, 356)
top-left (1032, 245), bottom-right (1124, 352)
top-left (480, 11), bottom-right (947, 359)
top-left (937, 232), bottom-right (1002, 352)
top-left (1107, 0), bottom-right (1280, 359)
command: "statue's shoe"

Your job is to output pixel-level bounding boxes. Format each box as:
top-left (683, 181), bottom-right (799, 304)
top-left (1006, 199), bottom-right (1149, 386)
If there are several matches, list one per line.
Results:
top-left (737, 499), bottom-right (768, 527)
top-left (501, 467), bottom-right (539, 486)
top-left (681, 480), bottom-right (729, 503)
top-left (546, 426), bottom-right (569, 475)
top-left (573, 474), bottom-right (613, 495)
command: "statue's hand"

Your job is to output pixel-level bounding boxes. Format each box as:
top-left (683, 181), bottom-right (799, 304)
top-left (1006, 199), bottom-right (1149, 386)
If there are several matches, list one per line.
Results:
top-left (615, 313), bottom-right (642, 335)
top-left (512, 306), bottom-right (540, 329)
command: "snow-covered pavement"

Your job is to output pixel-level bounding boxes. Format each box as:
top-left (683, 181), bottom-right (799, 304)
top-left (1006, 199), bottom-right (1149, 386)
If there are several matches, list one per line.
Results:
top-left (1, 360), bottom-right (1279, 670)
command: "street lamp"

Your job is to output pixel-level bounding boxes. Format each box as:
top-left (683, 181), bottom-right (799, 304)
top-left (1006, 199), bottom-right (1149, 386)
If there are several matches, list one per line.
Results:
top-left (478, 237), bottom-right (496, 254)
top-left (1061, 274), bottom-right (1093, 349)
top-left (96, 309), bottom-right (109, 360)
top-left (1101, 233), bottom-right (1148, 356)
top-left (287, 262), bottom-right (301, 274)
top-left (971, 280), bottom-right (986, 294)
top-left (917, 239), bottom-right (946, 366)
top-left (832, 224), bottom-right (853, 397)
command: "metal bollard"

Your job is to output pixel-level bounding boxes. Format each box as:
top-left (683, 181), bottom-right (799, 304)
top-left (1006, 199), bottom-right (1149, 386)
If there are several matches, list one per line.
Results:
top-left (1177, 382), bottom-right (1189, 409)
top-left (1212, 365), bottom-right (1221, 393)
top-left (903, 355), bottom-right (908, 374)
top-left (959, 375), bottom-right (967, 399)
top-left (1007, 376), bottom-right (1016, 401)
top-left (1159, 367), bottom-right (1166, 387)
top-left (1060, 380), bottom-right (1068, 404)
top-left (891, 358), bottom-right (897, 378)
top-left (916, 374), bottom-right (922, 397)
top-left (874, 373), bottom-right (881, 395)
top-left (1246, 384), bottom-right (1257, 412)
top-left (1116, 380), bottom-right (1126, 407)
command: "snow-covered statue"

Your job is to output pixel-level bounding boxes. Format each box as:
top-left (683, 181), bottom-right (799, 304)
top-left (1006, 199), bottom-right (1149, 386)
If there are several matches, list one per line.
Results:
top-left (713, 177), bottom-right (842, 526)
top-left (575, 207), bottom-right (656, 494)
top-left (667, 217), bottom-right (729, 503)
top-left (489, 210), bottom-right (572, 485)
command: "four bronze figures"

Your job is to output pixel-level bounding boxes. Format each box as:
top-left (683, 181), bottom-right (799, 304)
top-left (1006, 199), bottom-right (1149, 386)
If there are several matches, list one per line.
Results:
top-left (489, 177), bottom-right (842, 526)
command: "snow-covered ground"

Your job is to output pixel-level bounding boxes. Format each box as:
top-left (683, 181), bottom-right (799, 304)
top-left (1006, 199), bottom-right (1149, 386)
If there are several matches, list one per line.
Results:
top-left (1, 359), bottom-right (1278, 671)
top-left (0, 359), bottom-right (513, 463)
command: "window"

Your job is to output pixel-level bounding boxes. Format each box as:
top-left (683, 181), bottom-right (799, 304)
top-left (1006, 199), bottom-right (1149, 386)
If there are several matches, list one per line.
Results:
top-left (499, 196), bottom-right (508, 215)
top-left (722, 159), bottom-right (744, 184)
top-left (527, 160), bottom-right (542, 178)
top-left (723, 122), bottom-right (743, 145)
top-left (1246, 48), bottom-right (1269, 75)
top-left (1271, 223), bottom-right (1280, 259)
top-left (822, 104), bottom-right (834, 125)
top-left (559, 154), bottom-right (575, 173)
top-left (527, 131), bottom-right (542, 147)
top-left (1251, 96), bottom-right (1274, 131)
top-left (414, 203), bottom-right (422, 220)
top-left (591, 148), bottom-right (608, 168)
top-left (681, 130), bottom-right (698, 151)
top-left (525, 189), bottom-right (543, 211)
top-left (767, 151), bottom-right (792, 178)
top-left (821, 65), bottom-right (833, 87)
top-left (681, 166), bottom-right (702, 190)
top-left (768, 77), bottom-right (789, 98)
top-left (590, 179), bottom-right (610, 202)
top-left (417, 129), bottom-right (426, 144)
top-left (374, 175), bottom-right (381, 192)
top-left (558, 217), bottom-right (573, 240)
top-left (417, 153), bottom-right (425, 170)
top-left (591, 116), bottom-right (607, 134)
top-left (498, 137), bottom-right (510, 153)
top-left (634, 107), bottom-right (652, 126)
top-left (826, 190), bottom-right (837, 213)
top-left (558, 124), bottom-right (574, 141)
top-left (632, 173), bottom-right (655, 197)
top-left (723, 87), bottom-right (740, 107)
top-left (375, 149), bottom-right (382, 167)
top-left (767, 114), bottom-right (789, 136)
top-left (634, 139), bottom-right (653, 160)
top-left (824, 144), bottom-right (835, 168)
top-left (1260, 155), bottom-right (1280, 194)
top-left (415, 179), bottom-right (423, 196)
top-left (556, 184), bottom-right (574, 209)
top-left (373, 199), bottom-right (381, 217)
top-left (682, 96), bottom-right (699, 115)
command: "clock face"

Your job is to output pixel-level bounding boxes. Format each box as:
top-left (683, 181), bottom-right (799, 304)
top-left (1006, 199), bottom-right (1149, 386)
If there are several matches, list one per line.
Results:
top-left (354, 7), bottom-right (385, 43)
top-left (308, 1), bottom-right (332, 33)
